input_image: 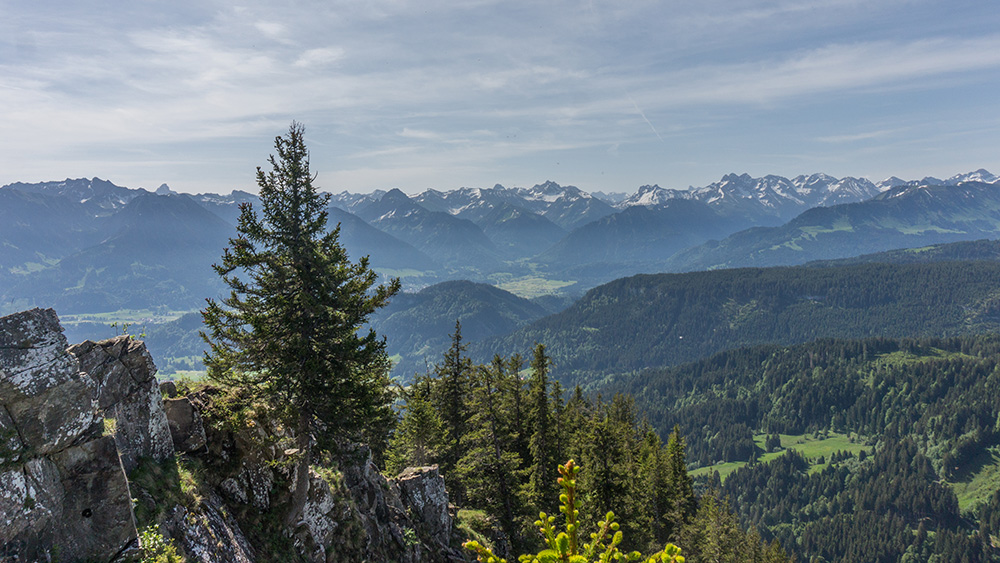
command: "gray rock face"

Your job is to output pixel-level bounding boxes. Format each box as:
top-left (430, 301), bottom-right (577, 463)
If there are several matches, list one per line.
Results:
top-left (48, 436), bottom-right (138, 558)
top-left (341, 447), bottom-right (464, 563)
top-left (0, 405), bottom-right (24, 467)
top-left (69, 336), bottom-right (174, 473)
top-left (164, 491), bottom-right (255, 563)
top-left (0, 308), bottom-right (137, 563)
top-left (0, 308), bottom-right (99, 457)
top-left (163, 396), bottom-right (207, 453)
top-left (291, 468), bottom-right (354, 563)
top-left (396, 465), bottom-right (453, 548)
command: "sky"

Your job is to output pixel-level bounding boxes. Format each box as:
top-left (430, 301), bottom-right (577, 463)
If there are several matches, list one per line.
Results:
top-left (2, 0), bottom-right (1000, 195)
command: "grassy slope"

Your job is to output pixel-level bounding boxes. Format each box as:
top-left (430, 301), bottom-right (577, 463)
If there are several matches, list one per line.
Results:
top-left (690, 432), bottom-right (873, 482)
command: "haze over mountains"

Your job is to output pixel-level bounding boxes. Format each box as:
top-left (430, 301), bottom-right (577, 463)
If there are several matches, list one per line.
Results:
top-left (3, 169), bottom-right (1000, 379)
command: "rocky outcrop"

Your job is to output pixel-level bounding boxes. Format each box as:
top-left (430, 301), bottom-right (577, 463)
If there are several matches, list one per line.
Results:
top-left (0, 308), bottom-right (464, 562)
top-left (0, 308), bottom-right (136, 563)
top-left (164, 492), bottom-right (255, 563)
top-left (189, 391), bottom-right (465, 562)
top-left (0, 308), bottom-right (98, 458)
top-left (340, 447), bottom-right (464, 562)
top-left (69, 336), bottom-right (174, 473)
top-left (396, 465), bottom-right (453, 548)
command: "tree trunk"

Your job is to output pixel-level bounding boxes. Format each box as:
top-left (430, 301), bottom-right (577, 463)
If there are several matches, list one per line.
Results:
top-left (285, 411), bottom-right (313, 529)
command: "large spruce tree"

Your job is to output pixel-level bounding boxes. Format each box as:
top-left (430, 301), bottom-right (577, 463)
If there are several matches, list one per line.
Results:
top-left (201, 122), bottom-right (400, 524)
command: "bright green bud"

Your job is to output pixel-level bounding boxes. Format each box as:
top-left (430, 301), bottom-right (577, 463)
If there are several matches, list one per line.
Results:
top-left (556, 533), bottom-right (570, 554)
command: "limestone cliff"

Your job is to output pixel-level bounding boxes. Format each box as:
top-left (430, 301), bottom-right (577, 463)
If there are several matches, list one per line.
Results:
top-left (0, 308), bottom-right (466, 562)
top-left (0, 308), bottom-right (137, 562)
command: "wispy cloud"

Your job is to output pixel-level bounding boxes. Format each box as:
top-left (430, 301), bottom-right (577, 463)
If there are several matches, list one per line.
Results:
top-left (1, 0), bottom-right (998, 192)
top-left (817, 129), bottom-right (902, 143)
top-left (294, 47), bottom-right (346, 68)
top-left (629, 35), bottom-right (1000, 108)
top-left (398, 128), bottom-right (443, 141)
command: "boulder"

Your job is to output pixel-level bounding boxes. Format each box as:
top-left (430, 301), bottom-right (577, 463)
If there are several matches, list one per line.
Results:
top-left (48, 435), bottom-right (137, 559)
top-left (0, 308), bottom-right (99, 456)
top-left (164, 396), bottom-right (207, 453)
top-left (160, 380), bottom-right (178, 398)
top-left (69, 336), bottom-right (174, 473)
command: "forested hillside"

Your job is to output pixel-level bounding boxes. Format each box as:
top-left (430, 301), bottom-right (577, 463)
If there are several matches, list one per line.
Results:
top-left (477, 260), bottom-right (1000, 386)
top-left (390, 334), bottom-right (791, 562)
top-left (370, 280), bottom-right (549, 380)
top-left (806, 237), bottom-right (1000, 267)
top-left (604, 335), bottom-right (1000, 562)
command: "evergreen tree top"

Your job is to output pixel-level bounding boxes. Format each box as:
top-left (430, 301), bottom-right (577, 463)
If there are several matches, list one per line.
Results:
top-left (201, 122), bottom-right (401, 441)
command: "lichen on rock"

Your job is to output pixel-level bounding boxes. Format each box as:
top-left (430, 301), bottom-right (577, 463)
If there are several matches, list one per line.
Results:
top-left (69, 335), bottom-right (174, 473)
top-left (0, 308), bottom-right (137, 563)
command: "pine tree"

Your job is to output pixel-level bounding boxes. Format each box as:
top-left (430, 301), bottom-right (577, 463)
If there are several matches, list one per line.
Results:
top-left (633, 428), bottom-right (669, 552)
top-left (526, 343), bottom-right (558, 513)
top-left (579, 398), bottom-right (631, 523)
top-left (200, 122), bottom-right (400, 525)
top-left (386, 376), bottom-right (445, 474)
top-left (499, 353), bottom-right (530, 465)
top-left (433, 320), bottom-right (473, 480)
top-left (457, 356), bottom-right (525, 556)
top-left (664, 425), bottom-right (697, 531)
top-left (561, 385), bottom-right (591, 464)
top-left (550, 379), bottom-right (566, 464)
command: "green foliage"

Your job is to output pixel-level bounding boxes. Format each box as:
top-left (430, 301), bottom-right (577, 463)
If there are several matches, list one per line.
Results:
top-left (677, 495), bottom-right (788, 563)
top-left (456, 354), bottom-right (527, 554)
top-left (607, 333), bottom-right (1000, 561)
top-left (386, 377), bottom-right (446, 475)
top-left (463, 460), bottom-right (686, 563)
top-left (136, 526), bottom-right (185, 563)
top-left (457, 509), bottom-right (497, 553)
top-left (479, 261), bottom-right (1000, 388)
top-left (526, 344), bottom-right (557, 512)
top-left (201, 122), bottom-right (400, 447)
top-left (433, 320), bottom-right (474, 480)
top-left (129, 456), bottom-right (207, 529)
top-left (111, 320), bottom-right (146, 339)
top-left (396, 341), bottom-right (786, 561)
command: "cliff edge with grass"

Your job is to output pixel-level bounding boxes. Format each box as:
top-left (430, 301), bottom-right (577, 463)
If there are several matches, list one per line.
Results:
top-left (0, 308), bottom-right (463, 562)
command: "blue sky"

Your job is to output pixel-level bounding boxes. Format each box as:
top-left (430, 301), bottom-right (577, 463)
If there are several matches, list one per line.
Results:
top-left (2, 0), bottom-right (999, 194)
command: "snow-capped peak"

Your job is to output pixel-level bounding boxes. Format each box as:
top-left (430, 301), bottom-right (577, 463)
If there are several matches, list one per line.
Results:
top-left (946, 169), bottom-right (999, 185)
top-left (620, 184), bottom-right (688, 207)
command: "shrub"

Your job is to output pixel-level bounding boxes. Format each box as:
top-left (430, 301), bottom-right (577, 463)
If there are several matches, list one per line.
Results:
top-left (137, 526), bottom-right (185, 563)
top-left (463, 460), bottom-right (685, 562)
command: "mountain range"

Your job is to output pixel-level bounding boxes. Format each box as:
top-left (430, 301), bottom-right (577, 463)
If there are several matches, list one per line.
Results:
top-left (4, 169), bottom-right (1000, 379)
top-left (667, 180), bottom-right (1000, 271)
